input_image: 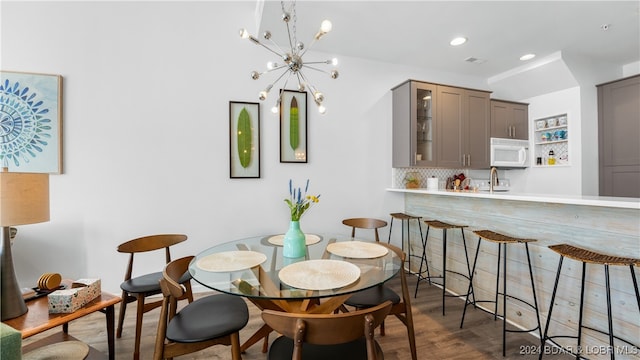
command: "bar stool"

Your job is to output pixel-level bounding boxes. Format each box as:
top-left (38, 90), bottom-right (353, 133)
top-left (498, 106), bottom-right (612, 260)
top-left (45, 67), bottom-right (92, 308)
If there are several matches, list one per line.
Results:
top-left (414, 220), bottom-right (474, 316)
top-left (388, 212), bottom-right (423, 273)
top-left (540, 244), bottom-right (640, 360)
top-left (460, 230), bottom-right (543, 357)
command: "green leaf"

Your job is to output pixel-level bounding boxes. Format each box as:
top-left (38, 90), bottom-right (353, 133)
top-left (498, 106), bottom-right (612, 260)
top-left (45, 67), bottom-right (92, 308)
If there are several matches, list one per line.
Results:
top-left (289, 96), bottom-right (299, 150)
top-left (237, 108), bottom-right (252, 168)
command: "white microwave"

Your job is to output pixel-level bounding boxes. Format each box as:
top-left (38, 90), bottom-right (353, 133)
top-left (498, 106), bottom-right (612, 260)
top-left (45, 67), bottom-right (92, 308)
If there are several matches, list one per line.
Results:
top-left (490, 138), bottom-right (529, 168)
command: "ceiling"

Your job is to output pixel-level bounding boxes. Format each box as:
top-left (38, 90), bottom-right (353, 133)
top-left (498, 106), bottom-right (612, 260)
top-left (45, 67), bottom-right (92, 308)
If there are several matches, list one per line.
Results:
top-left (255, 1), bottom-right (640, 81)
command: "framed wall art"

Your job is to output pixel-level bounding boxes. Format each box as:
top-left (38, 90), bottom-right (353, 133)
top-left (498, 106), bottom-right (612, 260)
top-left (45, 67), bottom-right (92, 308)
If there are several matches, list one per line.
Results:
top-left (229, 101), bottom-right (260, 178)
top-left (0, 71), bottom-right (63, 174)
top-left (279, 89), bottom-right (307, 163)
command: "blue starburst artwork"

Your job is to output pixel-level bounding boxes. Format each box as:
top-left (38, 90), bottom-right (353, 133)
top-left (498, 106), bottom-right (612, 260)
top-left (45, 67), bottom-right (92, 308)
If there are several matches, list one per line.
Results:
top-left (0, 71), bottom-right (62, 173)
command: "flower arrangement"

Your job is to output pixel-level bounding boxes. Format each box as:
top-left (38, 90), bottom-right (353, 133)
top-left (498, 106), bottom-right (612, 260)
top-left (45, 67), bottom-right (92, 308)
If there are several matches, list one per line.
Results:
top-left (284, 179), bottom-right (320, 221)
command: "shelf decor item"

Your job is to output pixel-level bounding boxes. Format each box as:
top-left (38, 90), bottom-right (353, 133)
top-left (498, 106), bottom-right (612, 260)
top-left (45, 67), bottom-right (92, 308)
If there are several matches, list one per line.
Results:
top-left (229, 101), bottom-right (260, 178)
top-left (280, 90), bottom-right (308, 163)
top-left (283, 179), bottom-right (320, 258)
top-left (0, 71), bottom-right (63, 174)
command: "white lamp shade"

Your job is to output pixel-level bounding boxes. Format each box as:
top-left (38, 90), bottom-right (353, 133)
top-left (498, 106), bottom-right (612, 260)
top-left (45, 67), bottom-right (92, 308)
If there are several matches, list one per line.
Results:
top-left (0, 171), bottom-right (50, 226)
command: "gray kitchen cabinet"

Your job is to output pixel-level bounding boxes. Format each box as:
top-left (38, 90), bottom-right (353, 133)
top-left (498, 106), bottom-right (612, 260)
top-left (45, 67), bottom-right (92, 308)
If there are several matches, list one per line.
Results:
top-left (491, 99), bottom-right (529, 140)
top-left (392, 81), bottom-right (437, 167)
top-left (598, 74), bottom-right (640, 197)
top-left (392, 80), bottom-right (490, 169)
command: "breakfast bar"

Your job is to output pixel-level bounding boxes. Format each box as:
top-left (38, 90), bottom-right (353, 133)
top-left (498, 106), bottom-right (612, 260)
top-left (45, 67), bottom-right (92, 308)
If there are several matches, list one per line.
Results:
top-left (388, 188), bottom-right (639, 356)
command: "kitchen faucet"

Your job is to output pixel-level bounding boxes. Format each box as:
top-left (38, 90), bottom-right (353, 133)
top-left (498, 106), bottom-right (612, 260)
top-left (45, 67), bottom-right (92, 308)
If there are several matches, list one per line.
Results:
top-left (490, 167), bottom-right (499, 193)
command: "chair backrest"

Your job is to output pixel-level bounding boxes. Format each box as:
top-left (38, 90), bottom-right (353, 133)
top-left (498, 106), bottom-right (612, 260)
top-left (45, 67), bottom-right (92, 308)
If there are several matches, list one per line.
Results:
top-left (342, 218), bottom-right (388, 242)
top-left (160, 255), bottom-right (193, 300)
top-left (117, 234), bottom-right (187, 281)
top-left (262, 300), bottom-right (392, 359)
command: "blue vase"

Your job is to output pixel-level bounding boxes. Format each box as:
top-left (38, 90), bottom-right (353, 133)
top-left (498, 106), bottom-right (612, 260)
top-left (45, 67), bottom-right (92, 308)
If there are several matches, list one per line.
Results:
top-left (283, 221), bottom-right (306, 258)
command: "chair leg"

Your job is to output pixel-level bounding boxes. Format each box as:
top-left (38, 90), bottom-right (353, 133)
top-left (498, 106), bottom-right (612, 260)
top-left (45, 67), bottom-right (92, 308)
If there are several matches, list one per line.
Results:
top-left (524, 243), bottom-right (543, 343)
top-left (604, 265), bottom-right (615, 360)
top-left (414, 225), bottom-right (432, 298)
top-left (631, 265), bottom-right (640, 313)
top-left (133, 295), bottom-right (145, 360)
top-left (387, 218), bottom-right (394, 244)
top-left (117, 290), bottom-right (128, 338)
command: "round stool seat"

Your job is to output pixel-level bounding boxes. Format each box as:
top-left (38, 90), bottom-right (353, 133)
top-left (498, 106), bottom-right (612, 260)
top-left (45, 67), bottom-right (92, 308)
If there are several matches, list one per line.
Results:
top-left (390, 212), bottom-right (420, 220)
top-left (473, 230), bottom-right (535, 244)
top-left (548, 244), bottom-right (639, 266)
top-left (423, 220), bottom-right (467, 230)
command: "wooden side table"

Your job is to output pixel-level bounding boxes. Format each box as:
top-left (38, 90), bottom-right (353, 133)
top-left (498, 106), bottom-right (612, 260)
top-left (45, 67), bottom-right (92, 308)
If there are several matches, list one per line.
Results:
top-left (3, 286), bottom-right (121, 360)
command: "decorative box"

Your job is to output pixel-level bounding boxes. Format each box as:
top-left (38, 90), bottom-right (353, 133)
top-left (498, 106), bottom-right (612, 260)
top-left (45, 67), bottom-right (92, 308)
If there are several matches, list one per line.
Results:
top-left (48, 278), bottom-right (101, 313)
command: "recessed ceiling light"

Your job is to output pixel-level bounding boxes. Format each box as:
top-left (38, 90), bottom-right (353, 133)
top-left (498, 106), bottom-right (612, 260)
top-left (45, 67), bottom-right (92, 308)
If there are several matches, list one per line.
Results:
top-left (520, 54), bottom-right (536, 61)
top-left (450, 37), bottom-right (467, 46)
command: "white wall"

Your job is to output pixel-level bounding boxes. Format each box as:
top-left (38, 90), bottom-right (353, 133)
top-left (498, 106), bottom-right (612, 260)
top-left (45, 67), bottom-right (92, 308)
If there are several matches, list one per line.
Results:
top-left (2, 1), bottom-right (489, 293)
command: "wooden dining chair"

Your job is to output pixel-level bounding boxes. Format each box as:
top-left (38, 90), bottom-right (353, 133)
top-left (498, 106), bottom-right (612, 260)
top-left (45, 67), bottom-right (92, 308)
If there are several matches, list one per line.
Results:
top-left (116, 234), bottom-right (193, 360)
top-left (153, 256), bottom-right (249, 360)
top-left (343, 242), bottom-right (417, 360)
top-left (262, 300), bottom-right (392, 360)
top-left (342, 218), bottom-right (388, 242)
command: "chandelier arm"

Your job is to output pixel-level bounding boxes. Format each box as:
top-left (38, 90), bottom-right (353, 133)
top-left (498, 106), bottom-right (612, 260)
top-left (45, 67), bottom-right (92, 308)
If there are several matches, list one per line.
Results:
top-left (265, 38), bottom-right (289, 57)
top-left (297, 70), bottom-right (319, 94)
top-left (298, 38), bottom-right (319, 57)
top-left (303, 65), bottom-right (332, 74)
top-left (254, 41), bottom-right (286, 59)
top-left (264, 69), bottom-right (291, 95)
top-left (284, 21), bottom-right (295, 53)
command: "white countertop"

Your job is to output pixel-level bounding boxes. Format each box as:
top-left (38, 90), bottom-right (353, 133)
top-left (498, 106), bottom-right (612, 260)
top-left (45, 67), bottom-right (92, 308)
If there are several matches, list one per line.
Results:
top-left (387, 188), bottom-right (640, 210)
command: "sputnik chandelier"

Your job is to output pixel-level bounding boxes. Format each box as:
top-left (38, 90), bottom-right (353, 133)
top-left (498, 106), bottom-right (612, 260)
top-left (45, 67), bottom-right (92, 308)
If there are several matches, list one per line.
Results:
top-left (239, 1), bottom-right (338, 114)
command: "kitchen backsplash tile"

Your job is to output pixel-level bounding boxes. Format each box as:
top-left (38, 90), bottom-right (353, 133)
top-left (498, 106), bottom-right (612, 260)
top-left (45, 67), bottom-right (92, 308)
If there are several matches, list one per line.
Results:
top-left (392, 168), bottom-right (467, 189)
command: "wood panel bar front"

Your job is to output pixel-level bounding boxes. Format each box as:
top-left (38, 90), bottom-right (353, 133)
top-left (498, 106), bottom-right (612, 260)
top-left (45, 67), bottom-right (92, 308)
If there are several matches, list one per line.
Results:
top-left (391, 189), bottom-right (639, 358)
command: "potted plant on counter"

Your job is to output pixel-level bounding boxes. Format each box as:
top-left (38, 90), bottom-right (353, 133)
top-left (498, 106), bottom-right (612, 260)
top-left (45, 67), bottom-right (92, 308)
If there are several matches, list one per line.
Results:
top-left (405, 172), bottom-right (421, 189)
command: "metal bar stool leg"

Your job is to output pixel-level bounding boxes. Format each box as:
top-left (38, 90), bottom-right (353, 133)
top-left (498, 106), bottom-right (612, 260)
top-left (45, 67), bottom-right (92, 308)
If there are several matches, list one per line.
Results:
top-left (442, 228), bottom-right (448, 316)
top-left (604, 265), bottom-right (615, 360)
top-left (524, 243), bottom-right (543, 343)
top-left (494, 243), bottom-right (502, 321)
top-left (414, 225), bottom-right (432, 298)
top-left (460, 237), bottom-right (482, 329)
top-left (577, 262), bottom-right (586, 360)
top-left (539, 255), bottom-right (565, 360)
top-left (502, 243), bottom-right (508, 357)
top-left (631, 265), bottom-right (640, 313)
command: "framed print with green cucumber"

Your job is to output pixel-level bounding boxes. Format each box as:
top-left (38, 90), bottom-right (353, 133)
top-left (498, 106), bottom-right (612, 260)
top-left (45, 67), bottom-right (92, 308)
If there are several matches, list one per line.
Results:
top-left (229, 101), bottom-right (260, 178)
top-left (279, 90), bottom-right (307, 163)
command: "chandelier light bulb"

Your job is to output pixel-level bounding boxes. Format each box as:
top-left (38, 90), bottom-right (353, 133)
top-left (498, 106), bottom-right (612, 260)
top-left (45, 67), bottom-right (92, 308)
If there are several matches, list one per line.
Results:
top-left (259, 91), bottom-right (268, 101)
top-left (320, 20), bottom-right (332, 33)
top-left (263, 31), bottom-right (271, 40)
top-left (267, 62), bottom-right (276, 70)
top-left (318, 105), bottom-right (326, 114)
top-left (331, 58), bottom-right (338, 66)
top-left (330, 70), bottom-right (339, 79)
top-left (239, 28), bottom-right (249, 39)
top-left (314, 92), bottom-right (324, 102)
top-left (251, 71), bottom-right (260, 80)
top-left (282, 11), bottom-right (290, 22)
top-left (271, 105), bottom-right (279, 114)
top-left (296, 42), bottom-right (304, 51)
top-left (298, 83), bottom-right (305, 91)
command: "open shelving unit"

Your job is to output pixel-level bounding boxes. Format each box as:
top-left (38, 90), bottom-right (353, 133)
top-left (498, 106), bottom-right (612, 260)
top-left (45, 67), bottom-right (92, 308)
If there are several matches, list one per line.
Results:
top-left (533, 113), bottom-right (569, 166)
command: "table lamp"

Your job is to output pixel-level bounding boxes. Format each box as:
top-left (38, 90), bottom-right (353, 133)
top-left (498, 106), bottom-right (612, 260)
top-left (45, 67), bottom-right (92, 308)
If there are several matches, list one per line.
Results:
top-left (1, 168), bottom-right (50, 321)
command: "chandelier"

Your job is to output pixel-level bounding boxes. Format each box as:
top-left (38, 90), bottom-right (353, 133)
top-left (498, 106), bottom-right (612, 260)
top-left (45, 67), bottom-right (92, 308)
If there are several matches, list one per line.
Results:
top-left (239, 1), bottom-right (339, 114)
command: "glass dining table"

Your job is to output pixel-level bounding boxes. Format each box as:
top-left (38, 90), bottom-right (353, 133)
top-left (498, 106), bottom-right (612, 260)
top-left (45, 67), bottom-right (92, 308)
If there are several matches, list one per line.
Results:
top-left (188, 233), bottom-right (401, 352)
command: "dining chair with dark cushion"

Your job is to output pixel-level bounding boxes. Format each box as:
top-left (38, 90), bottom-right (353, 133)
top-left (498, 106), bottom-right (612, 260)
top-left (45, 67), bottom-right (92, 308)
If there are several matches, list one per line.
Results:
top-left (262, 300), bottom-right (392, 360)
top-left (342, 218), bottom-right (388, 242)
top-left (116, 234), bottom-right (193, 360)
top-left (342, 242), bottom-right (417, 360)
top-left (154, 256), bottom-right (249, 360)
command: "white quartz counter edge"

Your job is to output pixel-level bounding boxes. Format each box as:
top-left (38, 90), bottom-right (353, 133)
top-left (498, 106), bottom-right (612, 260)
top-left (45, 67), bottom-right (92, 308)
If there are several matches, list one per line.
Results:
top-left (386, 188), bottom-right (640, 210)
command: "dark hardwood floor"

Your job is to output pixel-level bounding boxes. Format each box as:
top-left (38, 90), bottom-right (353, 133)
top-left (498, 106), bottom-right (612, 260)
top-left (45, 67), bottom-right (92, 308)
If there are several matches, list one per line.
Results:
top-left (22, 276), bottom-right (574, 359)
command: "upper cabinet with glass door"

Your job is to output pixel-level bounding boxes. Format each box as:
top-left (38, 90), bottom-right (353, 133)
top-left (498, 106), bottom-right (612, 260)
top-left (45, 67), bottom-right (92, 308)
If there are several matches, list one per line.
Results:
top-left (392, 81), bottom-right (437, 167)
